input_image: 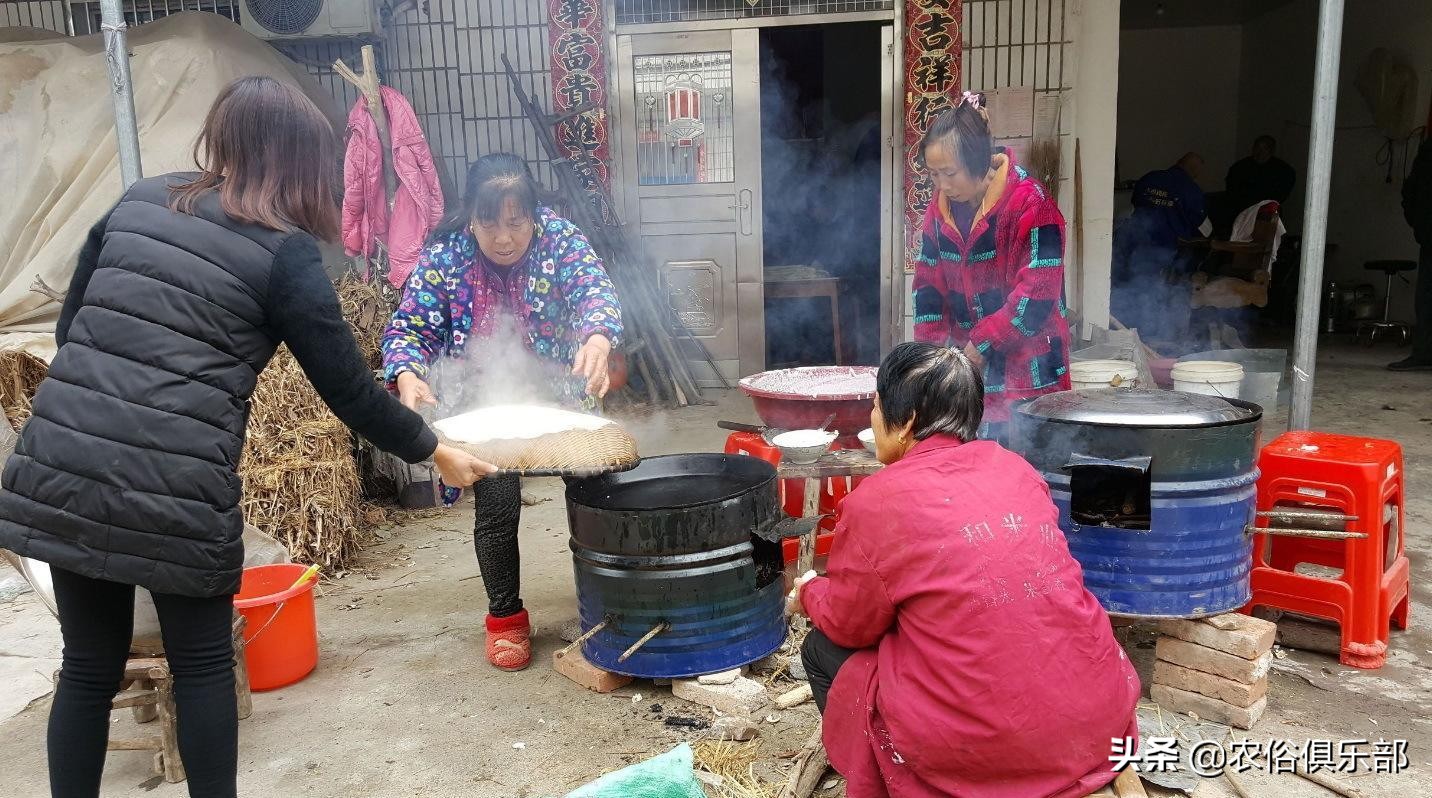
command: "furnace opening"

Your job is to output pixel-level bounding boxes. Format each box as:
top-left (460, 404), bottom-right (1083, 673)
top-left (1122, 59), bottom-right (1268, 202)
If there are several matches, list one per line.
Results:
top-left (1069, 464), bottom-right (1153, 530)
top-left (751, 535), bottom-right (785, 589)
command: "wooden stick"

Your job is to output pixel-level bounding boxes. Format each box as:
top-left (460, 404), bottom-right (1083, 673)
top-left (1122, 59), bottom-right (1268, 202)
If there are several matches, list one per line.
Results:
top-left (633, 344), bottom-right (661, 405)
top-left (29, 276), bottom-right (65, 302)
top-left (1111, 767), bottom-right (1149, 798)
top-left (1246, 526), bottom-right (1368, 540)
top-left (1257, 510), bottom-right (1358, 523)
top-left (154, 671), bottom-right (186, 783)
top-left (797, 478), bottom-right (821, 577)
top-left (1222, 768), bottom-right (1255, 798)
top-left (499, 53), bottom-right (716, 408)
top-left (1293, 765), bottom-right (1369, 798)
top-left (616, 621), bottom-right (668, 663)
top-left (673, 318), bottom-right (732, 389)
top-left (232, 614), bottom-right (254, 721)
top-left (1106, 314), bottom-right (1171, 362)
top-left (775, 683), bottom-right (813, 709)
top-left (559, 617), bottom-right (610, 657)
top-left (1073, 139), bottom-right (1085, 327)
top-left (112, 689), bottom-right (159, 710)
top-left (778, 725), bottom-right (829, 798)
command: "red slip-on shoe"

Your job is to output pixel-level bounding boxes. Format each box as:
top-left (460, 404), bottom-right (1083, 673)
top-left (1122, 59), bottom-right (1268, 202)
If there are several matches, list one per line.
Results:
top-left (485, 609), bottom-right (531, 671)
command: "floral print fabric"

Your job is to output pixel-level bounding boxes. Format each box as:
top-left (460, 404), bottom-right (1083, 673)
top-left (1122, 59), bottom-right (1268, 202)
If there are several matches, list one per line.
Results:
top-left (382, 207), bottom-right (622, 404)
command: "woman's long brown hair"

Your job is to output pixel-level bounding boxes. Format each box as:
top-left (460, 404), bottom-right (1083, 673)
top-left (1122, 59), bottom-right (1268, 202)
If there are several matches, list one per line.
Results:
top-left (170, 75), bottom-right (340, 241)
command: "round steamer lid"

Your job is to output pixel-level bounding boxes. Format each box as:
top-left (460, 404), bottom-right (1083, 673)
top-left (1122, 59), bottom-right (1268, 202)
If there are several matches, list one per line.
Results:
top-left (1017, 388), bottom-right (1257, 427)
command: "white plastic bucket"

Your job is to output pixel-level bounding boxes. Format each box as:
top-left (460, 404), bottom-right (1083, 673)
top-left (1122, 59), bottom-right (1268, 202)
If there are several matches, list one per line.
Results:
top-left (1179, 349), bottom-right (1286, 410)
top-left (1171, 361), bottom-right (1245, 399)
top-left (1070, 359), bottom-right (1140, 390)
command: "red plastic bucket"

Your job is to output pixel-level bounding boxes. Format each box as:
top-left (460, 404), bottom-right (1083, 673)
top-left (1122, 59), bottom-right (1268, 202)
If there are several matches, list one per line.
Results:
top-left (233, 563), bottom-right (319, 691)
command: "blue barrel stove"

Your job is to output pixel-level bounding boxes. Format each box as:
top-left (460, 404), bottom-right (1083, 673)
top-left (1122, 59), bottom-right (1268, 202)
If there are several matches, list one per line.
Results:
top-left (564, 453), bottom-right (789, 678)
top-left (1012, 389), bottom-right (1263, 618)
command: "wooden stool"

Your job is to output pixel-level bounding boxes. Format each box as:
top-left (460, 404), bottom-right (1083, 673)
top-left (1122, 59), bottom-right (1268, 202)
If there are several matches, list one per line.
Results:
top-left (100, 614), bottom-right (253, 783)
top-left (777, 449), bottom-right (884, 578)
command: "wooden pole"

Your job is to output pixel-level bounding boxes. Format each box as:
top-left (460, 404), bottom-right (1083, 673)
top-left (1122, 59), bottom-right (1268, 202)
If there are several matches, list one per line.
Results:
top-left (559, 617), bottom-right (611, 657)
top-left (617, 621), bottom-right (669, 663)
top-left (1246, 526), bottom-right (1368, 541)
top-left (499, 54), bottom-right (715, 407)
top-left (778, 726), bottom-right (829, 798)
top-left (1073, 138), bottom-right (1085, 327)
top-left (797, 479), bottom-right (821, 577)
top-left (1293, 765), bottom-right (1369, 798)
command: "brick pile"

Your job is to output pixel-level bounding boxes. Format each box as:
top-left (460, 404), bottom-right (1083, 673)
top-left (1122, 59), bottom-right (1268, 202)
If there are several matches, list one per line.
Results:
top-left (1150, 613), bottom-right (1277, 729)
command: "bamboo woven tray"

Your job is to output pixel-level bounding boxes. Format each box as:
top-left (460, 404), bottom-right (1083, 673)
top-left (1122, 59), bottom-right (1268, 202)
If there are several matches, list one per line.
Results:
top-left (433, 406), bottom-right (640, 475)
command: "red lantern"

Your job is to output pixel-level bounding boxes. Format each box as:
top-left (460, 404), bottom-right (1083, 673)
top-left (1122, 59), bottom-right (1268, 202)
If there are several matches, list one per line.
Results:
top-left (664, 80), bottom-right (705, 146)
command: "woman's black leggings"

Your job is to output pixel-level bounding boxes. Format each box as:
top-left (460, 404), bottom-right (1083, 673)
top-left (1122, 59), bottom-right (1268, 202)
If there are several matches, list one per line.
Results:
top-left (471, 474), bottom-right (578, 618)
top-left (801, 628), bottom-right (857, 713)
top-left (472, 473), bottom-right (525, 617)
top-left (48, 567), bottom-right (238, 798)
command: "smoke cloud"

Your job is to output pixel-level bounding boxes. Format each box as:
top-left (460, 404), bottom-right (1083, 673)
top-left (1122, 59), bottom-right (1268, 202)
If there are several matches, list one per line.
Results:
top-left (759, 24), bottom-right (884, 367)
top-left (422, 316), bottom-right (573, 422)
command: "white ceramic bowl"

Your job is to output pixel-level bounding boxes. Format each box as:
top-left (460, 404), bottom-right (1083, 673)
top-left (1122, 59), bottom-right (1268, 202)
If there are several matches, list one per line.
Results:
top-left (772, 429), bottom-right (837, 465)
top-left (858, 427), bottom-right (876, 454)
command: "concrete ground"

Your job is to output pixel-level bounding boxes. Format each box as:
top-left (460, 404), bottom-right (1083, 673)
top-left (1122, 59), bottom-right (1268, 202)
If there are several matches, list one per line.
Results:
top-left (1, 338), bottom-right (1429, 797)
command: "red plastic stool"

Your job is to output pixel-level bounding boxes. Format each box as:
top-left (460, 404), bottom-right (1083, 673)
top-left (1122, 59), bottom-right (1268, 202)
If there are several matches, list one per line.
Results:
top-left (723, 432), bottom-right (863, 563)
top-left (1246, 431), bottom-right (1411, 669)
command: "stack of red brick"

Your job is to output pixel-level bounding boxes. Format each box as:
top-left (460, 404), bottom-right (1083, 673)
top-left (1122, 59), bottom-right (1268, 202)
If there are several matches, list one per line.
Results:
top-left (1151, 614), bottom-right (1277, 730)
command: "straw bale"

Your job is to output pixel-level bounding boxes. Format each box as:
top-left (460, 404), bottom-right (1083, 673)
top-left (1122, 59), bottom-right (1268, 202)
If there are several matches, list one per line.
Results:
top-left (692, 740), bottom-right (779, 798)
top-left (0, 350), bottom-right (49, 432)
top-left (336, 273), bottom-right (395, 371)
top-left (239, 274), bottom-right (397, 567)
top-left (239, 344), bottom-right (373, 569)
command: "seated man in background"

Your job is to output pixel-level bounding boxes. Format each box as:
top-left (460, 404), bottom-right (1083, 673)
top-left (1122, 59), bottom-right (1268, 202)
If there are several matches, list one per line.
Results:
top-left (1226, 135), bottom-right (1297, 213)
top-left (1111, 153), bottom-right (1210, 341)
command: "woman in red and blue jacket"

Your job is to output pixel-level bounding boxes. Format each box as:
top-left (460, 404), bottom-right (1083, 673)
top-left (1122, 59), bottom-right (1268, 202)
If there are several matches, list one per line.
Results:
top-left (912, 95), bottom-right (1071, 442)
top-left (382, 153), bottom-right (622, 672)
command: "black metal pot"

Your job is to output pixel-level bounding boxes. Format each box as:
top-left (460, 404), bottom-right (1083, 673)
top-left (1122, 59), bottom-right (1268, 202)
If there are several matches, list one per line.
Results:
top-left (564, 453), bottom-right (787, 678)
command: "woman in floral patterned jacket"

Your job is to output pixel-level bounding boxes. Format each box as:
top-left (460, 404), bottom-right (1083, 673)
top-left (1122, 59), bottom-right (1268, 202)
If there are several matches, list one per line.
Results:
top-left (382, 153), bottom-right (622, 671)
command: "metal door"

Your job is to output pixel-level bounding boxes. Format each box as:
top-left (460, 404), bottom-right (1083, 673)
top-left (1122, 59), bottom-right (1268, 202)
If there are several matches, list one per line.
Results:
top-left (615, 29), bottom-right (764, 386)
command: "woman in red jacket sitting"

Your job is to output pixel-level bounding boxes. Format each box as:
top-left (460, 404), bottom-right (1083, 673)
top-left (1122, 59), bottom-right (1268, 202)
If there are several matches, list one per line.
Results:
top-left (911, 94), bottom-right (1072, 444)
top-left (789, 342), bottom-right (1140, 798)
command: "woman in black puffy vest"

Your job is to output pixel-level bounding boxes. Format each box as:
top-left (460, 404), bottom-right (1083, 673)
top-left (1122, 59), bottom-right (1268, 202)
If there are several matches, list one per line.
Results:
top-left (0, 76), bottom-right (494, 798)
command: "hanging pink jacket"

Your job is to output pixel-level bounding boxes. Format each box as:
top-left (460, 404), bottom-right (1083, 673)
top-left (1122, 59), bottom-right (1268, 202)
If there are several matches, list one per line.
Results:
top-left (342, 86), bottom-right (445, 288)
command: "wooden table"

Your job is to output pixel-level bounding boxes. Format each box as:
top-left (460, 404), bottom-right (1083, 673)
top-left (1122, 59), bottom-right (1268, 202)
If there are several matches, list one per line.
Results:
top-left (777, 448), bottom-right (883, 576)
top-left (764, 276), bottom-right (845, 365)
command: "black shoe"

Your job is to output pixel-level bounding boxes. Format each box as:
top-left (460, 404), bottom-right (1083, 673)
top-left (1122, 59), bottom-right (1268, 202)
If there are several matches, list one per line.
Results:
top-left (1387, 357), bottom-right (1432, 372)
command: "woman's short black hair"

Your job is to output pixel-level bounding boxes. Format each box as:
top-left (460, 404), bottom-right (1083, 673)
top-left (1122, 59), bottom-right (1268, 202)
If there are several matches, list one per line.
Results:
top-left (441, 152), bottom-right (546, 231)
top-left (876, 341), bottom-right (984, 442)
top-left (919, 100), bottom-right (993, 179)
